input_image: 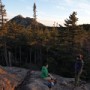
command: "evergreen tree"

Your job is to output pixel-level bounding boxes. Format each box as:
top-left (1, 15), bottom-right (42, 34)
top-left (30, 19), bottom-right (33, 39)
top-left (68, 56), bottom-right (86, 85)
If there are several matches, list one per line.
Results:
top-left (64, 11), bottom-right (78, 53)
top-left (64, 11), bottom-right (78, 27)
top-left (0, 0), bottom-right (7, 27)
top-left (33, 2), bottom-right (36, 21)
top-left (0, 0), bottom-right (8, 66)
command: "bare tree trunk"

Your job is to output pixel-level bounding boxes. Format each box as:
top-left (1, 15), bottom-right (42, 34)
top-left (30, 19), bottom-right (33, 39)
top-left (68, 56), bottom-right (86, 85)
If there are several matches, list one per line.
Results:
top-left (46, 47), bottom-right (49, 61)
top-left (19, 46), bottom-right (21, 66)
top-left (29, 48), bottom-right (32, 63)
top-left (8, 51), bottom-right (12, 67)
top-left (1, 52), bottom-right (4, 65)
top-left (15, 46), bottom-right (17, 64)
top-left (25, 56), bottom-right (28, 64)
top-left (1, 54), bottom-right (3, 64)
top-left (4, 42), bottom-right (8, 66)
top-left (40, 47), bottom-right (42, 65)
top-left (37, 48), bottom-right (39, 64)
top-left (34, 47), bottom-right (37, 64)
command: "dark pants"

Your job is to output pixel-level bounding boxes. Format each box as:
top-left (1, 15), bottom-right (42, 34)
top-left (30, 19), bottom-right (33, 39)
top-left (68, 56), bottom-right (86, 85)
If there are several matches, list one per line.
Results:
top-left (75, 68), bottom-right (83, 86)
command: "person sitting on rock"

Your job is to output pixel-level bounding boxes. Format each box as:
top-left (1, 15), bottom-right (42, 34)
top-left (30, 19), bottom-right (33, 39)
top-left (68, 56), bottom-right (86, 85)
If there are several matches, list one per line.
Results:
top-left (41, 62), bottom-right (57, 88)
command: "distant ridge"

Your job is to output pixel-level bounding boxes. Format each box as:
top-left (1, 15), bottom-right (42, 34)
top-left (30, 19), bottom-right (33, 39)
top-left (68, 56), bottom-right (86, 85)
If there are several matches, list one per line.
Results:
top-left (8, 15), bottom-right (90, 30)
top-left (79, 24), bottom-right (90, 31)
top-left (9, 15), bottom-right (45, 28)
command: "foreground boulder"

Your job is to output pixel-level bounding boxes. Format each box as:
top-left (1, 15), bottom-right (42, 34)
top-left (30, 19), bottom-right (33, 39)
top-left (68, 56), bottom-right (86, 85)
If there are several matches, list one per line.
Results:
top-left (16, 71), bottom-right (90, 90)
top-left (0, 66), bottom-right (28, 90)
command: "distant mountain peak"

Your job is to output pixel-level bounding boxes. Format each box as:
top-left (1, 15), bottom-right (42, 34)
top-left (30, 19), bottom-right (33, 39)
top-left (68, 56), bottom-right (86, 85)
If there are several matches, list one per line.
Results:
top-left (9, 15), bottom-right (45, 28)
top-left (16, 15), bottom-right (24, 18)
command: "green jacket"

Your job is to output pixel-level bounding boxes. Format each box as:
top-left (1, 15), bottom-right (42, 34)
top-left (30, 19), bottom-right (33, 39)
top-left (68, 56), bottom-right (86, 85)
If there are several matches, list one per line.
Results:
top-left (41, 66), bottom-right (48, 78)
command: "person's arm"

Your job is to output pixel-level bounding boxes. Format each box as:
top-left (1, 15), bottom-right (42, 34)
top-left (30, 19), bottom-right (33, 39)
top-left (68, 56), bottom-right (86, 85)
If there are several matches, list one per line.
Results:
top-left (48, 73), bottom-right (55, 79)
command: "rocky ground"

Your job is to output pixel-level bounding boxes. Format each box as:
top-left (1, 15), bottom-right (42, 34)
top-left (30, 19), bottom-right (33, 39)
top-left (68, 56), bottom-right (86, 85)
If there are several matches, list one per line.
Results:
top-left (15, 71), bottom-right (90, 90)
top-left (0, 66), bottom-right (90, 90)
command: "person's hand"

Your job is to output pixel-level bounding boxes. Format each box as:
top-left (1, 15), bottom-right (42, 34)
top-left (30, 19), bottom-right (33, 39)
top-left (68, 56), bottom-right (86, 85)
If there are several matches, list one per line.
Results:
top-left (48, 73), bottom-right (51, 76)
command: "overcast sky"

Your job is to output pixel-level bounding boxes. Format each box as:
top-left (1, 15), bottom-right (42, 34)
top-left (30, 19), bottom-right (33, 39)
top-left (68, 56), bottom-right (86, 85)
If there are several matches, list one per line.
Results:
top-left (2, 0), bottom-right (90, 26)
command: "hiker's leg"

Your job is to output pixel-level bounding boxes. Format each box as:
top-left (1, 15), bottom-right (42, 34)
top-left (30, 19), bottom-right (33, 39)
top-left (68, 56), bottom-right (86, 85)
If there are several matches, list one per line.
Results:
top-left (75, 75), bottom-right (77, 86)
top-left (75, 70), bottom-right (77, 86)
top-left (75, 76), bottom-right (80, 86)
top-left (44, 77), bottom-right (52, 81)
top-left (76, 69), bottom-right (83, 86)
top-left (48, 73), bottom-right (55, 79)
top-left (75, 71), bottom-right (79, 86)
top-left (75, 74), bottom-right (78, 86)
top-left (78, 69), bottom-right (83, 82)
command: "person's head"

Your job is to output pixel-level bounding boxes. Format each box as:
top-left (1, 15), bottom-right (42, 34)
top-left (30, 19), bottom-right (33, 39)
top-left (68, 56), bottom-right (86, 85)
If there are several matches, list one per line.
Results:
top-left (76, 55), bottom-right (80, 60)
top-left (76, 54), bottom-right (83, 60)
top-left (79, 54), bottom-right (83, 60)
top-left (45, 64), bottom-right (48, 68)
top-left (43, 62), bottom-right (48, 68)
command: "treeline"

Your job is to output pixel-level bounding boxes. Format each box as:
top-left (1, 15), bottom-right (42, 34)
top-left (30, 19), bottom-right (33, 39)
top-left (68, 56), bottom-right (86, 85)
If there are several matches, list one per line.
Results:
top-left (0, 12), bottom-right (90, 80)
top-left (0, 21), bottom-right (58, 67)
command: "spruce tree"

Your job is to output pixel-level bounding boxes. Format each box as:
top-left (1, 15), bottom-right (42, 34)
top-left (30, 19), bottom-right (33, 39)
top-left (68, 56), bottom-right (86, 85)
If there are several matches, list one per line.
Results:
top-left (64, 11), bottom-right (78, 53)
top-left (33, 2), bottom-right (36, 21)
top-left (0, 0), bottom-right (7, 28)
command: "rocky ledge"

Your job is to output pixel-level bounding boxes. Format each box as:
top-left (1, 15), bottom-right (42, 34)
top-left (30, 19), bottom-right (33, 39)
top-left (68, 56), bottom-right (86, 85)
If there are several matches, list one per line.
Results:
top-left (16, 71), bottom-right (90, 90)
top-left (0, 66), bottom-right (90, 90)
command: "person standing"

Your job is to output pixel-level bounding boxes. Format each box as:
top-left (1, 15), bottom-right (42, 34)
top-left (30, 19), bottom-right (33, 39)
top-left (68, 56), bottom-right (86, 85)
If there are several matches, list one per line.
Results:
top-left (75, 54), bottom-right (84, 86)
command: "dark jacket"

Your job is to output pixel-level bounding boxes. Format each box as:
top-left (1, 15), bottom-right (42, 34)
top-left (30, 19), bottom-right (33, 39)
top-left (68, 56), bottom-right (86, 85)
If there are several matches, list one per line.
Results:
top-left (75, 59), bottom-right (84, 73)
